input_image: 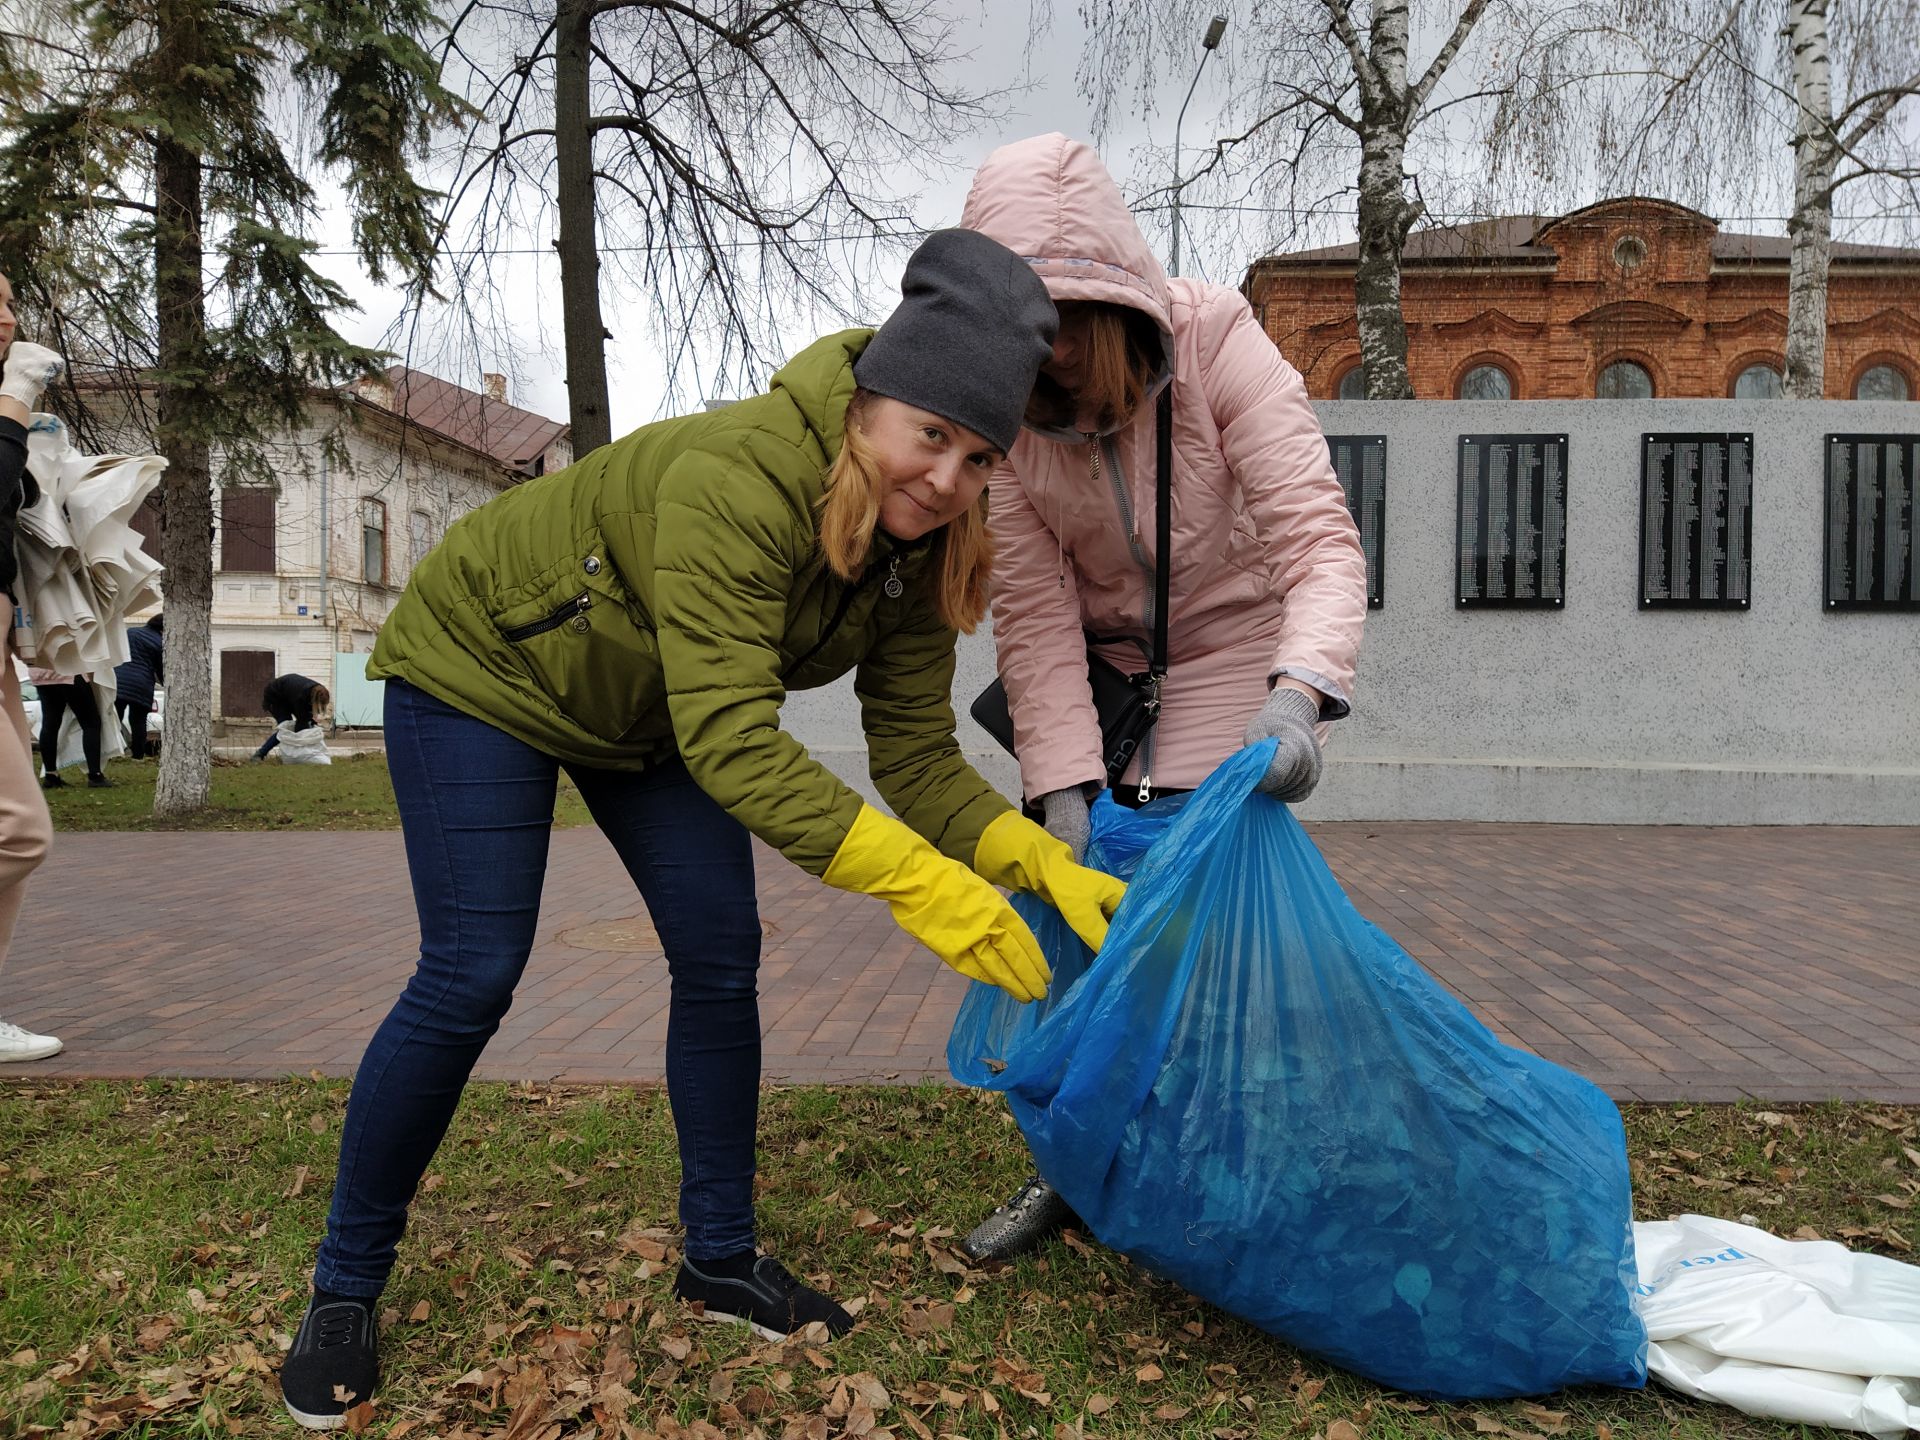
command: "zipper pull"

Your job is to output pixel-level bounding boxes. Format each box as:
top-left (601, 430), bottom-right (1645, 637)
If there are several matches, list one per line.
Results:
top-left (1137, 773), bottom-right (1153, 804)
top-left (882, 554), bottom-right (903, 599)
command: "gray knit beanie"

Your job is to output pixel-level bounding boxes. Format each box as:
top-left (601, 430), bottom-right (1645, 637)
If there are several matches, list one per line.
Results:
top-left (854, 228), bottom-right (1058, 454)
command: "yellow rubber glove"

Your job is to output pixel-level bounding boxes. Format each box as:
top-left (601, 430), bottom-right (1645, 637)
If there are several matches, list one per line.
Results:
top-left (824, 805), bottom-right (1051, 1003)
top-left (972, 810), bottom-right (1128, 953)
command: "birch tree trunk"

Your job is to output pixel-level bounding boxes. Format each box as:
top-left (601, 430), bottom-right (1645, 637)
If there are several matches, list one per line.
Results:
top-left (151, 113), bottom-right (213, 817)
top-left (1784, 0), bottom-right (1836, 399)
top-left (1351, 0), bottom-right (1420, 398)
top-left (1354, 125), bottom-right (1421, 399)
top-left (553, 0), bottom-right (612, 454)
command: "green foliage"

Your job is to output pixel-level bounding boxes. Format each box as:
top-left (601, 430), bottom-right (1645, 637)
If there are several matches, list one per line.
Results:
top-left (0, 0), bottom-right (463, 480)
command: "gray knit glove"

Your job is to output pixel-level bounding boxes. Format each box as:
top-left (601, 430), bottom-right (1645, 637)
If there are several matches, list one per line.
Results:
top-left (1036, 786), bottom-right (1093, 863)
top-left (0, 342), bottom-right (64, 409)
top-left (1244, 687), bottom-right (1323, 802)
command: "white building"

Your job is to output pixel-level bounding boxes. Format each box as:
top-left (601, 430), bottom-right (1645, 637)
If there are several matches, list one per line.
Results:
top-left (123, 368), bottom-right (570, 722)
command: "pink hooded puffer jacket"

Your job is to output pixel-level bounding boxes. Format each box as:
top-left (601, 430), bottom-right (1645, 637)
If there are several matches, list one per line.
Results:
top-left (961, 134), bottom-right (1367, 800)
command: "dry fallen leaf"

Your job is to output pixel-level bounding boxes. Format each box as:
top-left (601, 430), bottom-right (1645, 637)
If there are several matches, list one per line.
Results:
top-left (408, 1300), bottom-right (431, 1322)
top-left (1086, 1394), bottom-right (1114, 1416)
top-left (1472, 1413), bottom-right (1507, 1434)
top-left (1327, 1419), bottom-right (1364, 1440)
top-left (1517, 1403), bottom-right (1570, 1435)
top-left (1155, 1404), bottom-right (1193, 1421)
top-left (1135, 1363), bottom-right (1164, 1383)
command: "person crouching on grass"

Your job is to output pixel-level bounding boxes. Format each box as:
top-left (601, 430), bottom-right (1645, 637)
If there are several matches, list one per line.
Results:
top-left (279, 229), bottom-right (1129, 1429)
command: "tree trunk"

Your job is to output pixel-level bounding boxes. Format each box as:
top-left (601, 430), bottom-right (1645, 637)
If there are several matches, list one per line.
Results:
top-left (1351, 0), bottom-right (1419, 400)
top-left (1353, 125), bottom-right (1420, 399)
top-left (1784, 0), bottom-right (1835, 399)
top-left (151, 40), bottom-right (213, 817)
top-left (554, 0), bottom-right (612, 453)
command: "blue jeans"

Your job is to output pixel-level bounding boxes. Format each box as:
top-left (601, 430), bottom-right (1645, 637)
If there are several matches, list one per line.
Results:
top-left (315, 681), bottom-right (764, 1296)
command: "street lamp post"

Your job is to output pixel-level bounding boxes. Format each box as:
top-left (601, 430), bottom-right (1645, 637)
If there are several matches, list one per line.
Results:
top-left (1170, 13), bottom-right (1229, 279)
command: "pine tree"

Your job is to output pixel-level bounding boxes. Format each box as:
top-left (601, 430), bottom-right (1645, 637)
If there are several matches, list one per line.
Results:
top-left (0, 0), bottom-right (461, 814)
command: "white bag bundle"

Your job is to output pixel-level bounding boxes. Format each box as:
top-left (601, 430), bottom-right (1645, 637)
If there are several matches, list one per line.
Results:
top-left (1634, 1215), bottom-right (1920, 1438)
top-left (273, 721), bottom-right (331, 765)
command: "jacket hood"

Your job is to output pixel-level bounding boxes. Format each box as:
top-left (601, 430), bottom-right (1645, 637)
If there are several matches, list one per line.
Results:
top-left (767, 328), bottom-right (870, 461)
top-left (961, 133), bottom-right (1175, 439)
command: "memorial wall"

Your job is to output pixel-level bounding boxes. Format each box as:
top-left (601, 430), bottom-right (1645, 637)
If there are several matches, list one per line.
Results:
top-left (775, 400), bottom-right (1919, 825)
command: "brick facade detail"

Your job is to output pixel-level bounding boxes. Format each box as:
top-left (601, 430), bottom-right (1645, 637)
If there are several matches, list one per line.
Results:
top-left (1243, 198), bottom-right (1920, 400)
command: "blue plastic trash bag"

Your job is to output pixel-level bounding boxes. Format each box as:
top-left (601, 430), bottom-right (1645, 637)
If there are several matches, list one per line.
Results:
top-left (949, 743), bottom-right (1647, 1399)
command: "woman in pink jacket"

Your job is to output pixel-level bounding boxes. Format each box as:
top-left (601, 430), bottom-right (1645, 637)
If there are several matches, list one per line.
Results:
top-left (959, 134), bottom-right (1368, 1261)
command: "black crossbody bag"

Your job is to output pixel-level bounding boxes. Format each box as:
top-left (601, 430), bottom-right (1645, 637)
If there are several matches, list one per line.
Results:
top-left (970, 388), bottom-right (1172, 799)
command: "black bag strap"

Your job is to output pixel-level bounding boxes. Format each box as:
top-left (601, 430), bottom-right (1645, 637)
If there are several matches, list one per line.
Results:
top-left (1150, 385), bottom-right (1172, 680)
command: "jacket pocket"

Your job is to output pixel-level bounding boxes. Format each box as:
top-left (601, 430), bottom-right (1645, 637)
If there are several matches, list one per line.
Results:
top-left (496, 554), bottom-right (665, 745)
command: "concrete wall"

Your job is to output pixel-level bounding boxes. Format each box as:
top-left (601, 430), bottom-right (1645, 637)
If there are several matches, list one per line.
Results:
top-left (782, 399), bottom-right (1920, 824)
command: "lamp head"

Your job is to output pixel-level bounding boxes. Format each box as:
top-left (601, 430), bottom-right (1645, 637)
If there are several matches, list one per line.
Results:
top-left (1202, 15), bottom-right (1228, 48)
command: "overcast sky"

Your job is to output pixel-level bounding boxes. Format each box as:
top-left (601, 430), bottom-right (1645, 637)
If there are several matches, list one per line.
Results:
top-left (304, 0), bottom-right (1918, 438)
top-left (309, 1), bottom-right (1246, 436)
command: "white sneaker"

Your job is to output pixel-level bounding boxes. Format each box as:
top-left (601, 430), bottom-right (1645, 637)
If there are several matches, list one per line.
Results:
top-left (0, 1019), bottom-right (62, 1062)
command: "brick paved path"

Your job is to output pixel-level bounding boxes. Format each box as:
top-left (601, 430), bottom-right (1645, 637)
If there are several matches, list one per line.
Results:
top-left (4, 824), bottom-right (1916, 1101)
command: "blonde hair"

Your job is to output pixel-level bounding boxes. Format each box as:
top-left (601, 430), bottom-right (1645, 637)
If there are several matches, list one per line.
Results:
top-left (817, 393), bottom-right (993, 633)
top-left (1026, 302), bottom-right (1161, 433)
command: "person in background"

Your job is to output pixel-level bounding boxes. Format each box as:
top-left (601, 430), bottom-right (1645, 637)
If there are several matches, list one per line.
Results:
top-left (0, 268), bottom-right (60, 1061)
top-left (254, 672), bottom-right (330, 760)
top-left (114, 614), bottom-right (163, 759)
top-left (956, 134), bottom-right (1368, 1261)
top-left (32, 666), bottom-right (109, 788)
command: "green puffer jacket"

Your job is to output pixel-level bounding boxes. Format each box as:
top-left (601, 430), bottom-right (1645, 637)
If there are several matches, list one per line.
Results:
top-left (369, 329), bottom-right (1012, 876)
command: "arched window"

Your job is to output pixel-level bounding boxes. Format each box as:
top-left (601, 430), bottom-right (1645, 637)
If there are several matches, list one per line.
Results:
top-left (1336, 365), bottom-right (1366, 400)
top-left (1456, 364), bottom-right (1513, 400)
top-left (1854, 364), bottom-right (1912, 401)
top-left (1733, 363), bottom-right (1783, 399)
top-left (1596, 360), bottom-right (1654, 399)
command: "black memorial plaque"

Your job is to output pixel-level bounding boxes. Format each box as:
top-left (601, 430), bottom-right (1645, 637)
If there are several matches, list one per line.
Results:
top-left (1325, 434), bottom-right (1385, 608)
top-left (1640, 433), bottom-right (1753, 609)
top-left (1825, 434), bottom-right (1919, 610)
top-left (1456, 433), bottom-right (1567, 608)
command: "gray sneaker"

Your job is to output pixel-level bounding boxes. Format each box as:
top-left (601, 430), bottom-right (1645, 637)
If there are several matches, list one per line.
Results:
top-left (960, 1174), bottom-right (1077, 1263)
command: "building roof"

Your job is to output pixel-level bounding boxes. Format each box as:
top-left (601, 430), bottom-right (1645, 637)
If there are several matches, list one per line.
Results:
top-left (1252, 201), bottom-right (1920, 271)
top-left (375, 366), bottom-right (568, 477)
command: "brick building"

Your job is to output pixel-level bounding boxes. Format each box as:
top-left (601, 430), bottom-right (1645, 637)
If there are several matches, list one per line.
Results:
top-left (1243, 197), bottom-right (1920, 402)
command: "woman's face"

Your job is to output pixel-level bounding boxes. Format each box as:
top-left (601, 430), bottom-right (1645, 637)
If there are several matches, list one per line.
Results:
top-left (1039, 300), bottom-right (1098, 393)
top-left (0, 273), bottom-right (15, 354)
top-left (859, 396), bottom-right (1001, 542)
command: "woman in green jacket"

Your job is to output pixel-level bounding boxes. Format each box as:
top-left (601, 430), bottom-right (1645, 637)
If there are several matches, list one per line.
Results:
top-left (282, 230), bottom-right (1127, 1430)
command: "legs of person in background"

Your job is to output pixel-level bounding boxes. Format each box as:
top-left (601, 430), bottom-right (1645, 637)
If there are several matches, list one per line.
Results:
top-left (37, 682), bottom-right (70, 786)
top-left (255, 701), bottom-right (294, 760)
top-left (68, 681), bottom-right (106, 785)
top-left (116, 698), bottom-right (151, 760)
top-left (0, 645), bottom-right (55, 1062)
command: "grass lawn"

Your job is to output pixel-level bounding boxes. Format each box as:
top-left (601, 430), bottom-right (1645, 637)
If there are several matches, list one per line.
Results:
top-left (2, 1081), bottom-right (1914, 1439)
top-left (43, 756), bottom-right (594, 832)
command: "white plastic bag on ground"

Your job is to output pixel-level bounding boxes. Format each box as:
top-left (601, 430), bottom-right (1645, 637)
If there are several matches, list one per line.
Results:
top-left (1634, 1215), bottom-right (1920, 1438)
top-left (273, 722), bottom-right (331, 765)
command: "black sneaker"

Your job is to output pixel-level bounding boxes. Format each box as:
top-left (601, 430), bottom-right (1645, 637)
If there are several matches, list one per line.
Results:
top-left (960, 1173), bottom-right (1078, 1263)
top-left (39, 773), bottom-right (65, 789)
top-left (673, 1253), bottom-right (854, 1341)
top-left (87, 774), bottom-right (112, 788)
top-left (279, 1297), bottom-right (378, 1430)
